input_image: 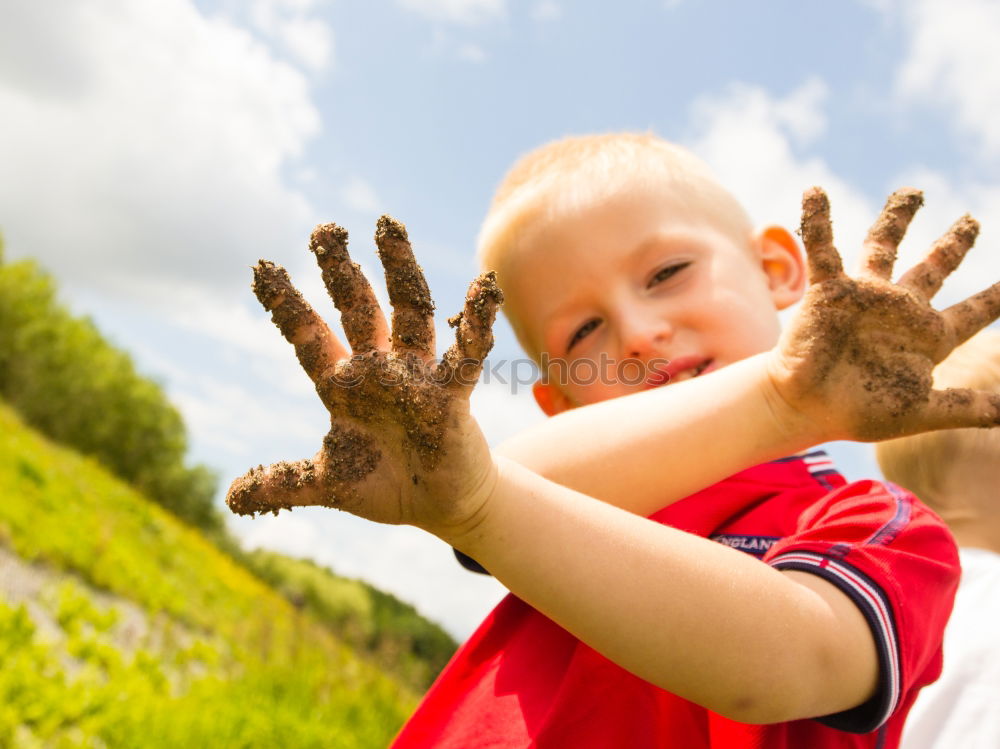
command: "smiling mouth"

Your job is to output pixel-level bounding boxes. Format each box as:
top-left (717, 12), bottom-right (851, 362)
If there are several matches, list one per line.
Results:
top-left (645, 358), bottom-right (713, 388)
top-left (670, 360), bottom-right (712, 383)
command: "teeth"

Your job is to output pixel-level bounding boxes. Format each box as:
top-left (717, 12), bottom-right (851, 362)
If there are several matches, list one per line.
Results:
top-left (668, 361), bottom-right (710, 383)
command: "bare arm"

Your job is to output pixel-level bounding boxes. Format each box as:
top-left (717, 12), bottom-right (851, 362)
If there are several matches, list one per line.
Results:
top-left (226, 189), bottom-right (1000, 722)
top-left (496, 188), bottom-right (1000, 516)
top-left (493, 352), bottom-right (808, 518)
top-left (453, 456), bottom-right (878, 723)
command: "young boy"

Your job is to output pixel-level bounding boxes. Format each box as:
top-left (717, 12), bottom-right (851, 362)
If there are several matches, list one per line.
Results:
top-left (227, 133), bottom-right (1000, 748)
top-left (875, 330), bottom-right (1000, 749)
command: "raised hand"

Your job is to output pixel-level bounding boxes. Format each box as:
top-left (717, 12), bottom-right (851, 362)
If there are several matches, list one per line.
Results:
top-left (226, 217), bottom-right (503, 535)
top-left (769, 187), bottom-right (1000, 441)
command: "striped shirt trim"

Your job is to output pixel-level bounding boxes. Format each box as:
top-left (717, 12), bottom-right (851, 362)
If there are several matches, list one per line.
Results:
top-left (772, 449), bottom-right (837, 475)
top-left (770, 551), bottom-right (901, 732)
top-left (864, 483), bottom-right (912, 547)
top-left (772, 450), bottom-right (840, 490)
top-left (801, 452), bottom-right (837, 474)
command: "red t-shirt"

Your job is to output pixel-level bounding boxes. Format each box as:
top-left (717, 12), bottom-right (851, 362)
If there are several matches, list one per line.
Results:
top-left (393, 452), bottom-right (960, 748)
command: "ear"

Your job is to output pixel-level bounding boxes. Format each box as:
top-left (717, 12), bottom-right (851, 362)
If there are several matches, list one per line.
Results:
top-left (532, 380), bottom-right (574, 417)
top-left (753, 225), bottom-right (806, 310)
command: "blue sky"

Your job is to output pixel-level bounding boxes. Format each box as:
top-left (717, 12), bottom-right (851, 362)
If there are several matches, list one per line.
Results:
top-left (2, 0), bottom-right (999, 638)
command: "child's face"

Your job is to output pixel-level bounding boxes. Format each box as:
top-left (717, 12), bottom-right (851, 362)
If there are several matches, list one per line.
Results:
top-left (503, 183), bottom-right (805, 415)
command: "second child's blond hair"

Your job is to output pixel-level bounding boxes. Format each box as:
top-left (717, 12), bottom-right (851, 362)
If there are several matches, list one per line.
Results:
top-left (876, 329), bottom-right (1000, 509)
top-left (477, 132), bottom-right (754, 278)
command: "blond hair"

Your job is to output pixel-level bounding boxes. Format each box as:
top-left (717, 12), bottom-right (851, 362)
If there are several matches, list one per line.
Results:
top-left (875, 329), bottom-right (1000, 510)
top-left (476, 132), bottom-right (755, 357)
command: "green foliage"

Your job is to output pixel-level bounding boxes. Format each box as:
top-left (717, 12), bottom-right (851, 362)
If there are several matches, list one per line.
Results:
top-left (0, 255), bottom-right (221, 531)
top-left (0, 405), bottom-right (416, 746)
top-left (245, 549), bottom-right (458, 691)
top-left (0, 593), bottom-right (410, 748)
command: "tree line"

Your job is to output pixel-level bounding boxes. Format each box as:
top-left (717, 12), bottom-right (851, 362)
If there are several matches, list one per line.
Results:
top-left (0, 236), bottom-right (222, 533)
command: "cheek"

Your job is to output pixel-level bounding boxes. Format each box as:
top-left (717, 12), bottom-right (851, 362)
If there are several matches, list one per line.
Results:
top-left (699, 284), bottom-right (781, 350)
top-left (560, 368), bottom-right (624, 407)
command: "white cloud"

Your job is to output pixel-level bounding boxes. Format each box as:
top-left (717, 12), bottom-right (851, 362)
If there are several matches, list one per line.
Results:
top-left (684, 77), bottom-right (1000, 325)
top-left (173, 372), bottom-right (324, 457)
top-left (0, 0), bottom-right (320, 303)
top-left (685, 79), bottom-right (875, 274)
top-left (866, 0), bottom-right (1000, 303)
top-left (398, 0), bottom-right (506, 26)
top-left (531, 1), bottom-right (561, 22)
top-left (893, 0), bottom-right (1000, 159)
top-left (471, 376), bottom-right (547, 446)
top-left (339, 176), bottom-right (384, 215)
top-left (250, 0), bottom-right (335, 71)
top-left (456, 42), bottom-right (488, 63)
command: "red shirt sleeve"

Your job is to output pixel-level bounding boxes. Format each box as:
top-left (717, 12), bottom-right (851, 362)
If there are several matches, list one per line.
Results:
top-left (763, 479), bottom-right (960, 734)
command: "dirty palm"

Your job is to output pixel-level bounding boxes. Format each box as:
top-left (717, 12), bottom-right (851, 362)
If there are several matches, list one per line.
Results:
top-left (226, 215), bottom-right (503, 532)
top-left (226, 188), bottom-right (1000, 528)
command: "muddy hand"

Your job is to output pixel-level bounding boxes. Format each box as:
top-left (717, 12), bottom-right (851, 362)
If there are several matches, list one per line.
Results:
top-left (226, 216), bottom-right (503, 533)
top-left (769, 187), bottom-right (1000, 441)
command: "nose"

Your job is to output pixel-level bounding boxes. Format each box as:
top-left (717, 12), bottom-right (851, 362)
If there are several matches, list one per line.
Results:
top-left (618, 306), bottom-right (673, 360)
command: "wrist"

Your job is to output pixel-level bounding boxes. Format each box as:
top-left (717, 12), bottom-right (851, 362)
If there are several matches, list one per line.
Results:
top-left (425, 454), bottom-right (503, 549)
top-left (760, 349), bottom-right (839, 448)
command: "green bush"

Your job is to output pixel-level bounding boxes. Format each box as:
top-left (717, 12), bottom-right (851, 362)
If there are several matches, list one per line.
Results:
top-left (245, 550), bottom-right (458, 691)
top-left (0, 250), bottom-right (221, 532)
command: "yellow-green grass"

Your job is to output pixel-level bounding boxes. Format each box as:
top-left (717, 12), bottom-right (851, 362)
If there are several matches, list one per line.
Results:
top-left (0, 403), bottom-right (417, 747)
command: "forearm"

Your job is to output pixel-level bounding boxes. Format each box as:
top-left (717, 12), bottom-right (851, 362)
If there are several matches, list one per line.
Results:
top-left (449, 457), bottom-right (876, 723)
top-left (496, 353), bottom-right (825, 516)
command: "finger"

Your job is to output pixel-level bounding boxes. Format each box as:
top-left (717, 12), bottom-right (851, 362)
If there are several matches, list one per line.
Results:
top-left (252, 260), bottom-right (348, 381)
top-left (226, 459), bottom-right (328, 517)
top-left (799, 187), bottom-right (844, 284)
top-left (941, 281), bottom-right (1000, 346)
top-left (859, 188), bottom-right (924, 280)
top-left (310, 223), bottom-right (390, 355)
top-left (374, 215), bottom-right (436, 359)
top-left (904, 388), bottom-right (1000, 433)
top-left (896, 215), bottom-right (980, 301)
top-left (440, 271), bottom-right (504, 390)
top-left (227, 426), bottom-right (382, 517)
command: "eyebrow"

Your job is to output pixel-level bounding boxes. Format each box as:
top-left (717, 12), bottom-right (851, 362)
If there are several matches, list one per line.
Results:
top-left (631, 229), bottom-right (707, 259)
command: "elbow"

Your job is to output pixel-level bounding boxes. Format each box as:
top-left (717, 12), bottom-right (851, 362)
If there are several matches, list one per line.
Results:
top-left (707, 655), bottom-right (871, 725)
top-left (700, 662), bottom-right (835, 725)
top-left (709, 691), bottom-right (805, 726)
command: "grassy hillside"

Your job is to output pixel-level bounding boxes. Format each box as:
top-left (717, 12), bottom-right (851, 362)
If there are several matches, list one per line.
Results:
top-left (0, 402), bottom-right (418, 747)
top-left (244, 550), bottom-right (456, 693)
top-left (0, 253), bottom-right (221, 532)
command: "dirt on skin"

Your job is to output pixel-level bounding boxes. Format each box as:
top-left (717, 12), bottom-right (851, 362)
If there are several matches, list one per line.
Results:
top-left (227, 455), bottom-right (330, 517)
top-left (310, 223), bottom-right (385, 354)
top-left (862, 188), bottom-right (924, 278)
top-left (252, 260), bottom-right (333, 381)
top-left (903, 215), bottom-right (979, 299)
top-left (445, 270), bottom-right (504, 373)
top-left (795, 189), bottom-right (934, 435)
top-left (226, 215), bottom-right (503, 518)
top-left (795, 187), bottom-right (1000, 439)
top-left (375, 216), bottom-right (436, 355)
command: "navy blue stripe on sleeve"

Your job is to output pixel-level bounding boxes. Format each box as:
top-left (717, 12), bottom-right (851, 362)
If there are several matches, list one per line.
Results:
top-left (770, 551), bottom-right (901, 733)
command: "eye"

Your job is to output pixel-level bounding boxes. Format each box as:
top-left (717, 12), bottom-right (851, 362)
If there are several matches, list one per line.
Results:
top-left (647, 261), bottom-right (692, 289)
top-left (567, 318), bottom-right (600, 351)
